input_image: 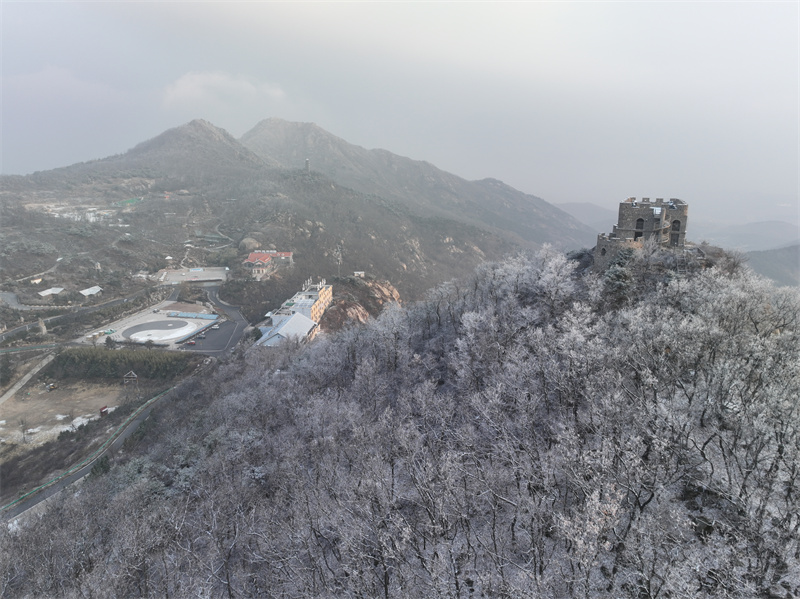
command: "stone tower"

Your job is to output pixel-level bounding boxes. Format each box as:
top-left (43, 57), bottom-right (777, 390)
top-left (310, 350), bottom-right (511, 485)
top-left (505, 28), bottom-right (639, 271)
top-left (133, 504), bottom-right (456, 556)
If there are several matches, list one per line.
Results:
top-left (594, 197), bottom-right (688, 271)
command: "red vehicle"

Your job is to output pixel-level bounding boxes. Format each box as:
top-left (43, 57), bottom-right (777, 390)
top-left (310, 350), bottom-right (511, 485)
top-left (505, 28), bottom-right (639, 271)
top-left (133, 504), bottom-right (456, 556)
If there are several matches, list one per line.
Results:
top-left (185, 340), bottom-right (196, 345)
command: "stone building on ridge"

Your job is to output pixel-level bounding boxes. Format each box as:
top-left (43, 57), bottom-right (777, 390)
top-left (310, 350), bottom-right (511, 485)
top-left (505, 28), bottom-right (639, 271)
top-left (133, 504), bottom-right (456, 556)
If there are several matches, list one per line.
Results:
top-left (594, 197), bottom-right (688, 271)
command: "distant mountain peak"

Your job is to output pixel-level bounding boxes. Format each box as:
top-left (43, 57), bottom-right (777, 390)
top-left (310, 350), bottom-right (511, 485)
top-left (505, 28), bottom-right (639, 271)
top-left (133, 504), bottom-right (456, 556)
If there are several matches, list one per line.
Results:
top-left (130, 120), bottom-right (241, 153)
top-left (183, 118), bottom-right (220, 130)
top-left (121, 119), bottom-right (276, 174)
top-left (239, 119), bottom-right (597, 249)
top-left (250, 117), bottom-right (331, 135)
top-left (243, 118), bottom-right (357, 168)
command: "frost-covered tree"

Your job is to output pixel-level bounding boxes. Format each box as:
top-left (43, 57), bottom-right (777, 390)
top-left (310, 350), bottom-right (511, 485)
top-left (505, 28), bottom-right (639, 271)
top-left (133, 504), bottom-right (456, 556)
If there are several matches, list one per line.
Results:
top-left (2, 248), bottom-right (797, 598)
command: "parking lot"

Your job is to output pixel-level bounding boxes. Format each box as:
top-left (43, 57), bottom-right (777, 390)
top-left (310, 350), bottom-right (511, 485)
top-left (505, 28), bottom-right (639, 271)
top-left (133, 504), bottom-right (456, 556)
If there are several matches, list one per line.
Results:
top-left (80, 301), bottom-right (221, 350)
top-left (156, 267), bottom-right (229, 285)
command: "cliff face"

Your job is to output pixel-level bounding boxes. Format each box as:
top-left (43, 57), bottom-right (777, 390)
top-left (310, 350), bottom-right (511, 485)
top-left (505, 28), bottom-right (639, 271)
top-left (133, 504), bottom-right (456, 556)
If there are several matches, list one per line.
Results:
top-left (362, 279), bottom-right (401, 306)
top-left (320, 276), bottom-right (401, 331)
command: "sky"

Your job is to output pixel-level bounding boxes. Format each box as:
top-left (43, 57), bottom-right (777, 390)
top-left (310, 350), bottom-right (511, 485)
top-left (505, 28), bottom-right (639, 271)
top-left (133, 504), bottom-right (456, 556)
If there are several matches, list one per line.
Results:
top-left (2, 2), bottom-right (798, 225)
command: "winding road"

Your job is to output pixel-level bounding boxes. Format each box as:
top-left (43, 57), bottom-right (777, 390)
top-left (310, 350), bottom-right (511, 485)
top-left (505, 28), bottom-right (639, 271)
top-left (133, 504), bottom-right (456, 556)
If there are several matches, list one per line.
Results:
top-left (0, 284), bottom-right (249, 523)
top-left (1, 388), bottom-right (173, 522)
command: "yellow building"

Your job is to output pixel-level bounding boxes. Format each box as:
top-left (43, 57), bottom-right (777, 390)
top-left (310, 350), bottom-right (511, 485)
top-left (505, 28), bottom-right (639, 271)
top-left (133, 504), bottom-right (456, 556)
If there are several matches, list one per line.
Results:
top-left (274, 278), bottom-right (333, 323)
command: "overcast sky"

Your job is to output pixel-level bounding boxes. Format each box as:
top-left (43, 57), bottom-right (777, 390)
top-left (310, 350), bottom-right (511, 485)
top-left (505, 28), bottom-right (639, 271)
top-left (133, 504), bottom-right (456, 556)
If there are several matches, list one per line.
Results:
top-left (2, 2), bottom-right (798, 224)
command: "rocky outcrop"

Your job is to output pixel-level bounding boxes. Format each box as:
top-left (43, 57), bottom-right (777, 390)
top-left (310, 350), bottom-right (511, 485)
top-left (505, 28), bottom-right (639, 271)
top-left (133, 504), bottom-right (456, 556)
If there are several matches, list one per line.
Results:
top-left (319, 276), bottom-right (401, 332)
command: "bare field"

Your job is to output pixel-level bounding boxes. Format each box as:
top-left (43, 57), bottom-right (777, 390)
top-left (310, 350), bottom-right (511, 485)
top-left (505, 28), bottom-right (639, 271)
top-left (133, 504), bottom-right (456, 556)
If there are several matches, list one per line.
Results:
top-left (0, 378), bottom-right (139, 506)
top-left (0, 381), bottom-right (128, 455)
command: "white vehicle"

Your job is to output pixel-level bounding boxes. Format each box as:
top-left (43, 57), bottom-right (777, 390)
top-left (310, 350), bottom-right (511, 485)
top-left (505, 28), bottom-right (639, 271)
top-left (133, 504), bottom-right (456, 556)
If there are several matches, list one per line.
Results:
top-left (211, 324), bottom-right (220, 329)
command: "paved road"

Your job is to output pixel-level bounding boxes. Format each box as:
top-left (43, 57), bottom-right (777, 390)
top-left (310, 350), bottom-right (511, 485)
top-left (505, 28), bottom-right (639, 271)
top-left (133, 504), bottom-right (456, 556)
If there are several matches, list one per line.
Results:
top-left (1, 388), bottom-right (172, 522)
top-left (0, 291), bottom-right (148, 345)
top-left (0, 354), bottom-right (55, 407)
top-left (0, 286), bottom-right (249, 521)
top-left (182, 285), bottom-right (250, 356)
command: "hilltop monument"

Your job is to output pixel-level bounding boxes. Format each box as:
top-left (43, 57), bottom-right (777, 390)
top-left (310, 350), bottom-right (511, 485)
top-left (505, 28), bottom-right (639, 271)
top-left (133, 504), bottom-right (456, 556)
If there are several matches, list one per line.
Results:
top-left (594, 197), bottom-right (688, 270)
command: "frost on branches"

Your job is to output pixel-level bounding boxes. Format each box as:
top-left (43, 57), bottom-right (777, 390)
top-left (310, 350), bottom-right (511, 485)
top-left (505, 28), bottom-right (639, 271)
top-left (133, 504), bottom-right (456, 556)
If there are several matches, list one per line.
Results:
top-left (2, 246), bottom-right (798, 598)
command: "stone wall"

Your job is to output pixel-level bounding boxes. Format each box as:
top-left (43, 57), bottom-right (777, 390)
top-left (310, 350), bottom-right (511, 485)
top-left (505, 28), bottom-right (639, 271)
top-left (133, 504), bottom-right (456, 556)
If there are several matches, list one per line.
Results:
top-left (594, 234), bottom-right (641, 271)
top-left (594, 197), bottom-right (689, 271)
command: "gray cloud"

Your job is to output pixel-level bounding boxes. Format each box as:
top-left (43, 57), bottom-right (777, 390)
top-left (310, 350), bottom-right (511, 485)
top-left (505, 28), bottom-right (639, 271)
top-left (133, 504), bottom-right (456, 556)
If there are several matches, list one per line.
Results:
top-left (2, 2), bottom-right (797, 225)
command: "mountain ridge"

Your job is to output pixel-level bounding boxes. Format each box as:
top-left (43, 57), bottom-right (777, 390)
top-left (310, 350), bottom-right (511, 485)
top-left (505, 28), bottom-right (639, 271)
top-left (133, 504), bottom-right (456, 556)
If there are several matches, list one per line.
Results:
top-left (126, 119), bottom-right (273, 167)
top-left (0, 120), bottom-right (275, 195)
top-left (240, 118), bottom-right (596, 249)
top-left (745, 243), bottom-right (800, 287)
top-left (4, 117), bottom-right (596, 252)
top-left (0, 119), bottom-right (528, 303)
top-left (1, 118), bottom-right (599, 307)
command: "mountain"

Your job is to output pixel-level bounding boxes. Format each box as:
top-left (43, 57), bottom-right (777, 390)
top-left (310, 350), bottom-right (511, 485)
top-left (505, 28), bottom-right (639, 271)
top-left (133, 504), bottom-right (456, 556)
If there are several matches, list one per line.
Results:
top-left (123, 119), bottom-right (278, 176)
top-left (240, 118), bottom-right (597, 249)
top-left (691, 219), bottom-right (799, 252)
top-left (556, 201), bottom-right (618, 234)
top-left (3, 251), bottom-right (798, 596)
top-left (745, 243), bottom-right (800, 287)
top-left (0, 120), bottom-right (527, 302)
top-left (1, 120), bottom-right (274, 196)
top-left (1, 118), bottom-right (603, 306)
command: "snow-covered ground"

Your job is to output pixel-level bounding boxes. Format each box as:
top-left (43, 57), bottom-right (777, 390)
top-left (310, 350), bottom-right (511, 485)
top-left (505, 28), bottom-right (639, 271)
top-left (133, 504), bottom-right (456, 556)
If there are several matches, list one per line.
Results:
top-left (0, 409), bottom-right (116, 445)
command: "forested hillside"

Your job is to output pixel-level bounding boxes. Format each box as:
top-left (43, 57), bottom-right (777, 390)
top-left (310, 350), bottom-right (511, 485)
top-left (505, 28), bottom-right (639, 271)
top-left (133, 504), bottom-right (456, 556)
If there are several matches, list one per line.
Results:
top-left (746, 244), bottom-right (800, 288)
top-left (2, 247), bottom-right (799, 598)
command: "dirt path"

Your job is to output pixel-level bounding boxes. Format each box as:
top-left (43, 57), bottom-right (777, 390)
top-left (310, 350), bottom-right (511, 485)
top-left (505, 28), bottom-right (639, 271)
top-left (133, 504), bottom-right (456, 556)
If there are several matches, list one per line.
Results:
top-left (0, 354), bottom-right (55, 408)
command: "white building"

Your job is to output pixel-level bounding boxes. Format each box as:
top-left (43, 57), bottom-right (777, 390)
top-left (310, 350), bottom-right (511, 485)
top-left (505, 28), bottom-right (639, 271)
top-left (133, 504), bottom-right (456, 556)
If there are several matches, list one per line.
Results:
top-left (80, 286), bottom-right (103, 297)
top-left (38, 287), bottom-right (64, 297)
top-left (255, 313), bottom-right (317, 347)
